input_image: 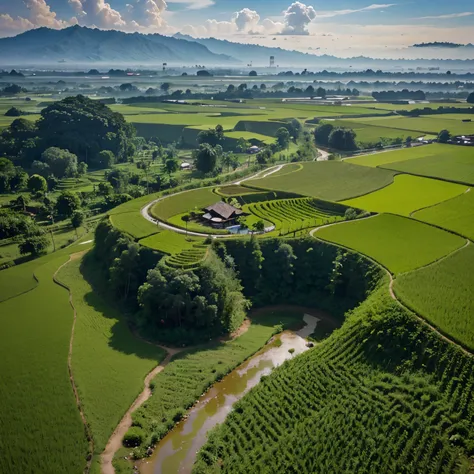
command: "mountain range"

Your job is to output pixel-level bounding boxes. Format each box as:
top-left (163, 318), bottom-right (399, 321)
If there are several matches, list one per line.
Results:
top-left (0, 26), bottom-right (473, 69)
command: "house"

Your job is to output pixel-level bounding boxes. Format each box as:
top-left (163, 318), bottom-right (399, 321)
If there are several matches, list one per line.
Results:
top-left (202, 201), bottom-right (243, 228)
top-left (248, 145), bottom-right (260, 154)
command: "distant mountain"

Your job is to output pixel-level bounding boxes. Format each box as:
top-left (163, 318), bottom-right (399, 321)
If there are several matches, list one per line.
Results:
top-left (0, 26), bottom-right (236, 65)
top-left (412, 42), bottom-right (474, 49)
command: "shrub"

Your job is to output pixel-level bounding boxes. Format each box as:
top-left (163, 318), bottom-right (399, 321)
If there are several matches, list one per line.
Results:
top-left (123, 427), bottom-right (145, 447)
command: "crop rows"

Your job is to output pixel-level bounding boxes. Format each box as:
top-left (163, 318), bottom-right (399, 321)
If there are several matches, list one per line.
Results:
top-left (247, 197), bottom-right (344, 235)
top-left (165, 243), bottom-right (209, 269)
top-left (193, 305), bottom-right (474, 474)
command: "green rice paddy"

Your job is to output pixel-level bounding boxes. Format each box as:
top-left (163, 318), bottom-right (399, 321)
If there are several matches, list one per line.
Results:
top-left (341, 174), bottom-right (467, 216)
top-left (316, 214), bottom-right (465, 274)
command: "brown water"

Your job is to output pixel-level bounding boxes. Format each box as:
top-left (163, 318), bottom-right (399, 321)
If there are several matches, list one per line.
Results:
top-left (140, 314), bottom-right (319, 474)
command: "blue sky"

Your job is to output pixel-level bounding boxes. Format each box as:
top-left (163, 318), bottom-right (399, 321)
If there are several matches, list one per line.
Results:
top-left (0, 0), bottom-right (473, 58)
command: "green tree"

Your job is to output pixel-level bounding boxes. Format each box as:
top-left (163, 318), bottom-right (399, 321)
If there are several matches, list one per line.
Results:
top-left (276, 127), bottom-right (291, 150)
top-left (42, 147), bottom-right (78, 178)
top-left (161, 83), bottom-right (171, 92)
top-left (19, 233), bottom-right (49, 257)
top-left (14, 194), bottom-right (30, 212)
top-left (438, 129), bottom-right (451, 143)
top-left (194, 144), bottom-right (218, 174)
top-left (98, 181), bottom-right (113, 196)
top-left (253, 220), bottom-right (265, 232)
top-left (328, 128), bottom-right (358, 151)
top-left (71, 210), bottom-right (85, 237)
top-left (182, 214), bottom-right (190, 237)
top-left (165, 157), bottom-right (180, 175)
top-left (467, 92), bottom-right (474, 104)
top-left (56, 191), bottom-right (81, 217)
top-left (314, 123), bottom-right (334, 146)
top-left (77, 162), bottom-right (88, 176)
top-left (96, 150), bottom-right (115, 169)
top-left (236, 137), bottom-right (250, 153)
top-left (27, 174), bottom-right (47, 194)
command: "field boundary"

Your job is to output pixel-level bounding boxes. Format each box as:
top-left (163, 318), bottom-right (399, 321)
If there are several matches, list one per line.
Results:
top-left (409, 187), bottom-right (472, 218)
top-left (310, 220), bottom-right (473, 357)
top-left (52, 253), bottom-right (94, 474)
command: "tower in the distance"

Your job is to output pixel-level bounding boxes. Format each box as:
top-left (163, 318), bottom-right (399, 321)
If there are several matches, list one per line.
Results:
top-left (270, 56), bottom-right (275, 68)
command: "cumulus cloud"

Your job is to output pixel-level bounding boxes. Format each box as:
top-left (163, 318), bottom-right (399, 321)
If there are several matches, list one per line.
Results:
top-left (126, 0), bottom-right (168, 28)
top-left (233, 8), bottom-right (260, 32)
top-left (280, 2), bottom-right (316, 35)
top-left (69, 0), bottom-right (126, 27)
top-left (0, 14), bottom-right (35, 33)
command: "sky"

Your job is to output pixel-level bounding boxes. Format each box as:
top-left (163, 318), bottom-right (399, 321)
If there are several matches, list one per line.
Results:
top-left (0, 0), bottom-right (473, 58)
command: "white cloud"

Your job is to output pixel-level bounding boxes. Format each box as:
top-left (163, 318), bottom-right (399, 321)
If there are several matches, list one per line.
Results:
top-left (417, 12), bottom-right (474, 20)
top-left (0, 14), bottom-right (35, 33)
top-left (233, 8), bottom-right (260, 32)
top-left (25, 0), bottom-right (70, 28)
top-left (317, 4), bottom-right (396, 19)
top-left (69, 0), bottom-right (126, 27)
top-left (280, 2), bottom-right (317, 35)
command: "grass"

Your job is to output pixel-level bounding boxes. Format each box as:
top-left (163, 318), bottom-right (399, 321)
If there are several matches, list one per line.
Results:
top-left (0, 239), bottom-right (94, 474)
top-left (316, 214), bottom-right (465, 274)
top-left (248, 161), bottom-right (397, 202)
top-left (150, 188), bottom-right (219, 221)
top-left (395, 243), bottom-right (474, 351)
top-left (129, 310), bottom-right (305, 459)
top-left (139, 230), bottom-right (205, 255)
top-left (414, 190), bottom-right (474, 240)
top-left (56, 254), bottom-right (166, 466)
top-left (110, 212), bottom-right (160, 240)
top-left (217, 185), bottom-right (258, 196)
top-left (379, 145), bottom-right (474, 185)
top-left (193, 290), bottom-right (474, 474)
top-left (341, 175), bottom-right (467, 217)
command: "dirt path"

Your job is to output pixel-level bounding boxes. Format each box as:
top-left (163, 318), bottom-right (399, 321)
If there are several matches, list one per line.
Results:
top-left (101, 347), bottom-right (182, 474)
top-left (310, 222), bottom-right (473, 357)
top-left (53, 252), bottom-right (94, 474)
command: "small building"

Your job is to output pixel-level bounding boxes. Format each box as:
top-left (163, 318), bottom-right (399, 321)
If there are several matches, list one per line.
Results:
top-left (180, 162), bottom-right (192, 170)
top-left (248, 145), bottom-right (260, 154)
top-left (202, 202), bottom-right (243, 228)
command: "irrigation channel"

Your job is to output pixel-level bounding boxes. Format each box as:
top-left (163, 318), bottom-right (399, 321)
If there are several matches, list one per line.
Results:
top-left (139, 313), bottom-right (320, 474)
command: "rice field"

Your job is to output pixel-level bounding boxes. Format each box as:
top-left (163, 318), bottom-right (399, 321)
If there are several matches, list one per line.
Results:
top-left (194, 291), bottom-right (474, 474)
top-left (414, 190), bottom-right (474, 240)
top-left (249, 161), bottom-right (397, 202)
top-left (139, 230), bottom-right (205, 255)
top-left (109, 212), bottom-right (160, 240)
top-left (379, 145), bottom-right (474, 185)
top-left (316, 214), bottom-right (465, 274)
top-left (56, 255), bottom-right (166, 467)
top-left (150, 188), bottom-right (218, 221)
top-left (341, 175), bottom-right (467, 217)
top-left (395, 243), bottom-right (474, 351)
top-left (0, 239), bottom-right (94, 474)
top-left (244, 197), bottom-right (346, 235)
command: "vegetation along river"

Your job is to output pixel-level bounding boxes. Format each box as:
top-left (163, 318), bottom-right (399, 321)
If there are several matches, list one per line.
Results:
top-left (140, 313), bottom-right (320, 474)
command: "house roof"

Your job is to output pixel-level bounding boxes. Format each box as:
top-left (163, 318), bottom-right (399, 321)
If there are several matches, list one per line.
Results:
top-left (205, 201), bottom-right (243, 220)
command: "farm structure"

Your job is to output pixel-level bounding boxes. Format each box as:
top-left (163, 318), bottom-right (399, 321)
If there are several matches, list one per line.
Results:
top-left (202, 201), bottom-right (244, 228)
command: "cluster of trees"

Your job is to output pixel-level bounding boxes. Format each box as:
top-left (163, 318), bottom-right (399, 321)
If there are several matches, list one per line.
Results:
top-left (93, 221), bottom-right (248, 344)
top-left (466, 92), bottom-right (474, 104)
top-left (372, 90), bottom-right (426, 101)
top-left (0, 95), bottom-right (136, 170)
top-left (0, 84), bottom-right (27, 96)
top-left (398, 105), bottom-right (474, 117)
top-left (313, 123), bottom-right (358, 151)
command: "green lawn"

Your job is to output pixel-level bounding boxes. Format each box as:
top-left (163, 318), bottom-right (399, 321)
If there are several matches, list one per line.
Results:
top-left (414, 190), bottom-right (474, 240)
top-left (0, 239), bottom-right (94, 474)
top-left (341, 175), bottom-right (467, 216)
top-left (316, 214), bottom-right (465, 274)
top-left (395, 243), bottom-right (474, 351)
top-left (248, 161), bottom-right (397, 202)
top-left (57, 255), bottom-right (166, 467)
top-left (110, 212), bottom-right (160, 240)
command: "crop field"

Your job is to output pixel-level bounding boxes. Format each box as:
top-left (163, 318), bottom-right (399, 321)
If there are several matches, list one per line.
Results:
top-left (129, 310), bottom-right (304, 460)
top-left (0, 239), bottom-right (94, 474)
top-left (346, 143), bottom-right (443, 167)
top-left (249, 161), bottom-right (397, 202)
top-left (379, 146), bottom-right (474, 185)
top-left (151, 188), bottom-right (219, 221)
top-left (194, 293), bottom-right (474, 474)
top-left (217, 185), bottom-right (258, 196)
top-left (316, 214), bottom-right (465, 274)
top-left (341, 175), bottom-right (467, 217)
top-left (395, 244), bottom-right (474, 351)
top-left (0, 114), bottom-right (40, 129)
top-left (139, 230), bottom-right (205, 255)
top-left (57, 255), bottom-right (166, 466)
top-left (109, 212), bottom-right (160, 240)
top-left (244, 197), bottom-right (346, 235)
top-left (414, 190), bottom-right (474, 240)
